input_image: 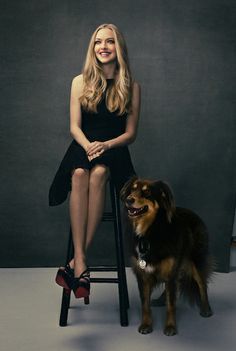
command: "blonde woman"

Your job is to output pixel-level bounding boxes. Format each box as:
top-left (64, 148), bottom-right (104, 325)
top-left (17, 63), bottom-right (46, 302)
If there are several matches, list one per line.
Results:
top-left (49, 24), bottom-right (141, 299)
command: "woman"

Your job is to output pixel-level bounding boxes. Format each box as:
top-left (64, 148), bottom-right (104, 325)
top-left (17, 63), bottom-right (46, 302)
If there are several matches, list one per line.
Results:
top-left (49, 23), bottom-right (141, 299)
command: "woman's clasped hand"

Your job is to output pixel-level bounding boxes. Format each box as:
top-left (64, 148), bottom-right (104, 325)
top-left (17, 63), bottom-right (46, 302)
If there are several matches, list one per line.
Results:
top-left (86, 141), bottom-right (109, 161)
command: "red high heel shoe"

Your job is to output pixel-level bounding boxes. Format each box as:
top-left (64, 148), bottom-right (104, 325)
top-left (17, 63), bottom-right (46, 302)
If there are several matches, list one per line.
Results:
top-left (55, 264), bottom-right (74, 290)
top-left (72, 269), bottom-right (90, 298)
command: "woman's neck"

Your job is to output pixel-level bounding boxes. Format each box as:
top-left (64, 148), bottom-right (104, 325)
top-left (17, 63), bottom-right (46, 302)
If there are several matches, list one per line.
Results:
top-left (102, 61), bottom-right (117, 79)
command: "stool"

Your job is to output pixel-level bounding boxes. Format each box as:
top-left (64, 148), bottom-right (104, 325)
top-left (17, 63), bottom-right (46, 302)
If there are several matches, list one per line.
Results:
top-left (59, 181), bottom-right (129, 327)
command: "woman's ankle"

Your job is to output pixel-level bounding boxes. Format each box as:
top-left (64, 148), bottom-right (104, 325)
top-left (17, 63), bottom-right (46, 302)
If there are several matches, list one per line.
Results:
top-left (68, 259), bottom-right (75, 269)
top-left (74, 258), bottom-right (87, 277)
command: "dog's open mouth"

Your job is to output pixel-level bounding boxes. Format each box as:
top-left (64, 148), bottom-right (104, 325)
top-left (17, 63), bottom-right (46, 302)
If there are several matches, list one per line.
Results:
top-left (127, 205), bottom-right (148, 217)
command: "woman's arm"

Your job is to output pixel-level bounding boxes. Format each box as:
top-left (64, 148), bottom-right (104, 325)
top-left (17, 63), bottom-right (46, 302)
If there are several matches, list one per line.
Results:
top-left (87, 81), bottom-right (141, 158)
top-left (70, 74), bottom-right (91, 151)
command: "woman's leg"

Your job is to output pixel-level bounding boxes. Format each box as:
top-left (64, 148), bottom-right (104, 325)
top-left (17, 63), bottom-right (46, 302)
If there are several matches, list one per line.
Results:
top-left (68, 165), bottom-right (109, 278)
top-left (69, 168), bottom-right (90, 277)
top-left (85, 164), bottom-right (110, 249)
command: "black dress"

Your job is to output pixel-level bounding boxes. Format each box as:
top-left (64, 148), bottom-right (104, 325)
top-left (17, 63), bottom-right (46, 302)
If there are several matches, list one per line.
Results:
top-left (49, 80), bottom-right (136, 206)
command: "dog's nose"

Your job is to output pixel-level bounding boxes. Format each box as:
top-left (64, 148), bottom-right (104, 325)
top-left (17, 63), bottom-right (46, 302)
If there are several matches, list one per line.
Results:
top-left (126, 196), bottom-right (135, 206)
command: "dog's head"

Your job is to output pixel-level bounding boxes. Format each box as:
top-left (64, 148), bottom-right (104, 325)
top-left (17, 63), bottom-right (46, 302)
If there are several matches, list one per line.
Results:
top-left (121, 177), bottom-right (175, 234)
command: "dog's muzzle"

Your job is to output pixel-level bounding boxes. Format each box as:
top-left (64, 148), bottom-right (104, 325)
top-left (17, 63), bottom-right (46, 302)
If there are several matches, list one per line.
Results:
top-left (126, 205), bottom-right (148, 217)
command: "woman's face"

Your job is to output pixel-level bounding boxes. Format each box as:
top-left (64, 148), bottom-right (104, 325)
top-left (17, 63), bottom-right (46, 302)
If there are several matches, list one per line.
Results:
top-left (94, 28), bottom-right (117, 64)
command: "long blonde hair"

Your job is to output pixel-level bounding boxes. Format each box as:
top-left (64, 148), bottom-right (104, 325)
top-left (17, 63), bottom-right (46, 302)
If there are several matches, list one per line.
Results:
top-left (79, 24), bottom-right (133, 115)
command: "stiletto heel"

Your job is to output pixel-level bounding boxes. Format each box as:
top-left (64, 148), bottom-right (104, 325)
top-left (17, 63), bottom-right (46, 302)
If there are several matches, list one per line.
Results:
top-left (55, 264), bottom-right (74, 290)
top-left (72, 269), bottom-right (90, 299)
top-left (84, 296), bottom-right (90, 305)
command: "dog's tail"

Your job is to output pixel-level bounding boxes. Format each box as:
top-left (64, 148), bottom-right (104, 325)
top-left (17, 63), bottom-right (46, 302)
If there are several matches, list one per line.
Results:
top-left (179, 255), bottom-right (215, 306)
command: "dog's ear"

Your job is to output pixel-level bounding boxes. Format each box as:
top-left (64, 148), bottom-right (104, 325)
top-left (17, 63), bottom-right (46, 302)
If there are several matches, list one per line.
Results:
top-left (120, 175), bottom-right (138, 201)
top-left (152, 181), bottom-right (176, 223)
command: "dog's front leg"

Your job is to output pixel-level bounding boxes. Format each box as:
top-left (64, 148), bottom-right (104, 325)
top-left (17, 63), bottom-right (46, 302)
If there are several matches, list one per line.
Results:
top-left (164, 280), bottom-right (177, 336)
top-left (136, 273), bottom-right (153, 334)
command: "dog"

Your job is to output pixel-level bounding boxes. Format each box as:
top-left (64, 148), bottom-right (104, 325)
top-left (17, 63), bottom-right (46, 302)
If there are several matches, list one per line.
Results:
top-left (121, 177), bottom-right (213, 335)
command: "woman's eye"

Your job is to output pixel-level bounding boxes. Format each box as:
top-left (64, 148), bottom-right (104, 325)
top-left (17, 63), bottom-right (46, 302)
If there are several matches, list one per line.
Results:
top-left (107, 39), bottom-right (115, 44)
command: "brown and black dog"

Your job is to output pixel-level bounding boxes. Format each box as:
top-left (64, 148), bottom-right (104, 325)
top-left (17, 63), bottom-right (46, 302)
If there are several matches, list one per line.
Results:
top-left (121, 177), bottom-right (213, 335)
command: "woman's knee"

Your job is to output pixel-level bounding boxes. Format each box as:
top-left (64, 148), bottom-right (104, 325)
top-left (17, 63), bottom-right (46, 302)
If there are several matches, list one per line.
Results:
top-left (71, 168), bottom-right (89, 186)
top-left (89, 165), bottom-right (110, 186)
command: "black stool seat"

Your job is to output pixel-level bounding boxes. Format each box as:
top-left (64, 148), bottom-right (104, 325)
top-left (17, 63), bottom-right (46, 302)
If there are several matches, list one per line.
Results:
top-left (59, 181), bottom-right (129, 327)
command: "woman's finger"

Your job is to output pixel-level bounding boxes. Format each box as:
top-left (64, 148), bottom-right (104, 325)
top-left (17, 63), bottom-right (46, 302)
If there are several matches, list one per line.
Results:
top-left (87, 143), bottom-right (103, 155)
top-left (86, 141), bottom-right (98, 153)
top-left (88, 150), bottom-right (103, 161)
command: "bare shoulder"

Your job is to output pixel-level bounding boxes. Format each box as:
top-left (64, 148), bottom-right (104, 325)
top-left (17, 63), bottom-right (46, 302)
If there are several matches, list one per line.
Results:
top-left (71, 74), bottom-right (84, 96)
top-left (72, 74), bottom-right (83, 83)
top-left (72, 74), bottom-right (83, 87)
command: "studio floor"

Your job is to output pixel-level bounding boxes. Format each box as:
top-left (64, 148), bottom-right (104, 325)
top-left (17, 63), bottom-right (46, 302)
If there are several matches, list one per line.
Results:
top-left (0, 265), bottom-right (235, 351)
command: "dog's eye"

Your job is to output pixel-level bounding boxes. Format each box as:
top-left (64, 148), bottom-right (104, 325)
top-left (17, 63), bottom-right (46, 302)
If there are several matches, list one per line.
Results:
top-left (142, 189), bottom-right (151, 198)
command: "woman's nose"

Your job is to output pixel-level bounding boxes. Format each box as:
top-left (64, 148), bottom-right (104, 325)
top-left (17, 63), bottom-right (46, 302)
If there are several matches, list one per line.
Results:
top-left (101, 41), bottom-right (107, 49)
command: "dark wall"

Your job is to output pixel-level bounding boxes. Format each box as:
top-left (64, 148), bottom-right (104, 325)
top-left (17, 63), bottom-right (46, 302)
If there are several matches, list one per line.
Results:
top-left (0, 0), bottom-right (235, 272)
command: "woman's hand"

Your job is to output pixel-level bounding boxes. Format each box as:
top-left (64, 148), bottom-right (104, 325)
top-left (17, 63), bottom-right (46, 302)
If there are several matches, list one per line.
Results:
top-left (86, 141), bottom-right (109, 161)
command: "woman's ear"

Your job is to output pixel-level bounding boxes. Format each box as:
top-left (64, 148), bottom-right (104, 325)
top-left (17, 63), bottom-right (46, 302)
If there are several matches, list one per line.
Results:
top-left (120, 175), bottom-right (138, 201)
top-left (152, 180), bottom-right (176, 223)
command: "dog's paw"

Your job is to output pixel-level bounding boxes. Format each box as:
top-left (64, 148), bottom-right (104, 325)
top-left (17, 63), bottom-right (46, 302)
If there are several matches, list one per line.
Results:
top-left (138, 324), bottom-right (153, 334)
top-left (164, 325), bottom-right (177, 336)
top-left (200, 306), bottom-right (213, 318)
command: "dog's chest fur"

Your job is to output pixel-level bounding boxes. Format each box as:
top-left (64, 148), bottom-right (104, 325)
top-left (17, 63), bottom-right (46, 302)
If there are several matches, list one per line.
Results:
top-left (133, 238), bottom-right (176, 280)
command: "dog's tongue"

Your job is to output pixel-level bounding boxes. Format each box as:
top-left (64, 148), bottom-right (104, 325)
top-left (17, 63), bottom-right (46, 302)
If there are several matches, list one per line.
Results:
top-left (128, 207), bottom-right (138, 214)
top-left (128, 206), bottom-right (147, 216)
top-left (128, 207), bottom-right (137, 213)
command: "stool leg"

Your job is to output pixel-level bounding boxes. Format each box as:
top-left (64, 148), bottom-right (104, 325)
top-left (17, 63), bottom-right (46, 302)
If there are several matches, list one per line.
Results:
top-left (114, 194), bottom-right (129, 310)
top-left (59, 288), bottom-right (72, 326)
top-left (110, 183), bottom-right (129, 326)
top-left (84, 296), bottom-right (90, 304)
top-left (59, 228), bottom-right (74, 327)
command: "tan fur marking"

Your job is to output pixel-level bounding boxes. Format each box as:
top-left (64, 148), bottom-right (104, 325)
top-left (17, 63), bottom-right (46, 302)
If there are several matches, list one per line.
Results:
top-left (159, 257), bottom-right (175, 280)
top-left (165, 286), bottom-right (176, 330)
top-left (132, 200), bottom-right (159, 235)
top-left (191, 263), bottom-right (208, 303)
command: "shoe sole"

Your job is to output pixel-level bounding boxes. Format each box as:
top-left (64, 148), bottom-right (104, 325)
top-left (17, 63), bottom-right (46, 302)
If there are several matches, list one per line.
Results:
top-left (73, 287), bottom-right (90, 299)
top-left (55, 271), bottom-right (71, 290)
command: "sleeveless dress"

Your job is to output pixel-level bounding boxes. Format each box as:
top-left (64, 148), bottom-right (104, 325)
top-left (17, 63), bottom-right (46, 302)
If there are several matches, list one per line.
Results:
top-left (49, 80), bottom-right (136, 206)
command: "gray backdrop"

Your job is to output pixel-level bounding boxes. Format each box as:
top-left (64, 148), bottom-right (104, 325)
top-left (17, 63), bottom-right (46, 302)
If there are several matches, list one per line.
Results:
top-left (0, 0), bottom-right (235, 272)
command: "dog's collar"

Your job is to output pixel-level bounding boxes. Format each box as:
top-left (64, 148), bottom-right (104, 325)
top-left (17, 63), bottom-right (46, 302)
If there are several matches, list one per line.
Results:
top-left (138, 237), bottom-right (150, 256)
top-left (137, 237), bottom-right (150, 269)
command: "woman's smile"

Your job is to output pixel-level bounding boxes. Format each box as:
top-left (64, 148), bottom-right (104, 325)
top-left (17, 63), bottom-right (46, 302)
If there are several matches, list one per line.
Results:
top-left (99, 51), bottom-right (112, 57)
